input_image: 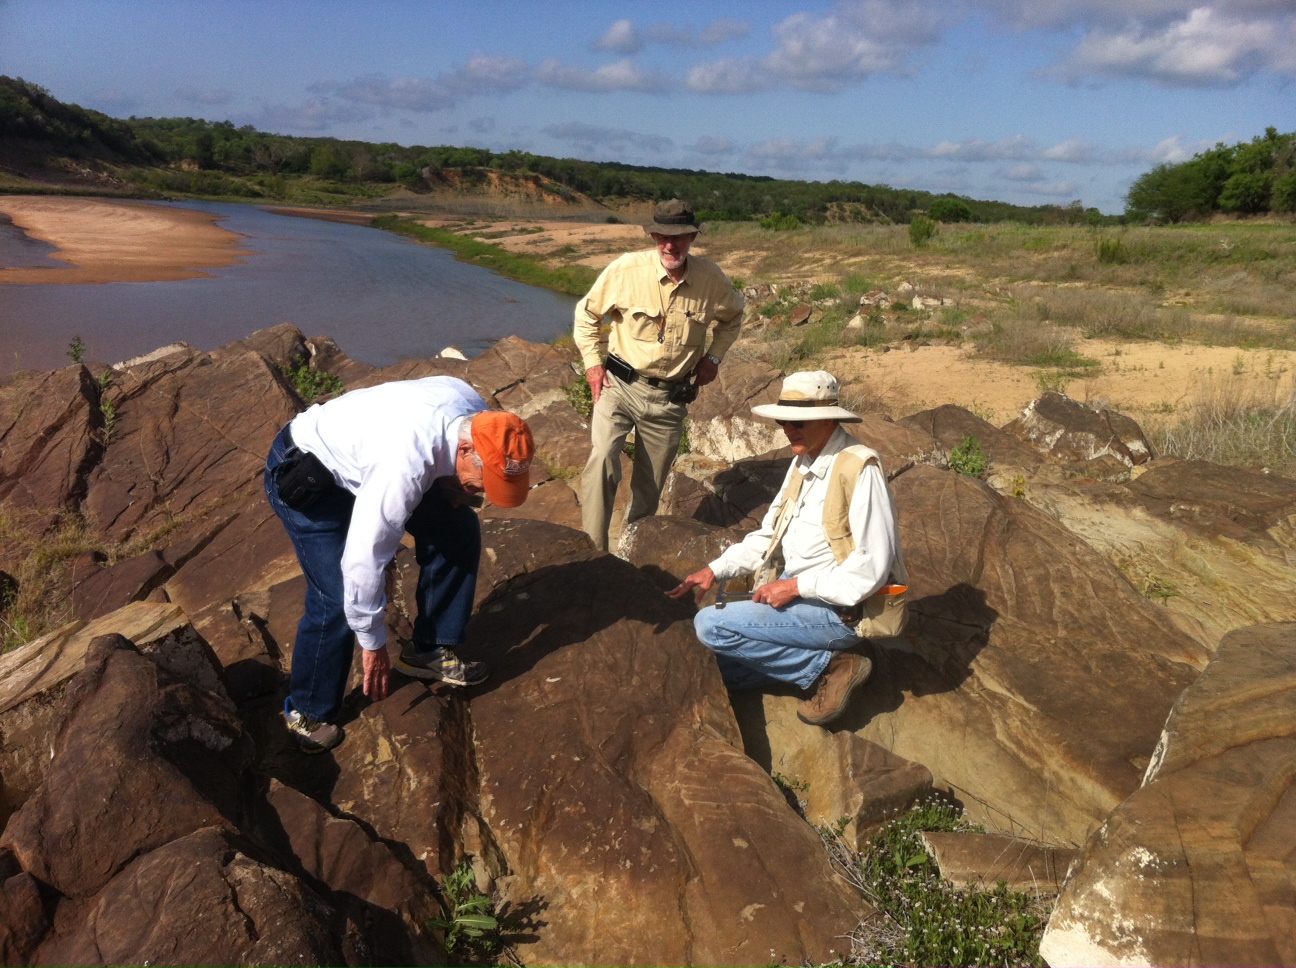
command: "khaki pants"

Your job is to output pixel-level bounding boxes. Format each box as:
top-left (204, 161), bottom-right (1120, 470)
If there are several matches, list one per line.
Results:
top-left (580, 376), bottom-right (687, 552)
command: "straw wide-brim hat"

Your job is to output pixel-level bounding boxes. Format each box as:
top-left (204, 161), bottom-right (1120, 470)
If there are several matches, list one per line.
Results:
top-left (751, 370), bottom-right (862, 423)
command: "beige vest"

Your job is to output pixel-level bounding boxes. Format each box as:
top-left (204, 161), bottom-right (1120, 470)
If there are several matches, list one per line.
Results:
top-left (758, 442), bottom-right (909, 638)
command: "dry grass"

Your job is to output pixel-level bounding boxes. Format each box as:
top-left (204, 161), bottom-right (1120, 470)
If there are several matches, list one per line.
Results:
top-left (1144, 373), bottom-right (1296, 474)
top-left (0, 508), bottom-right (97, 651)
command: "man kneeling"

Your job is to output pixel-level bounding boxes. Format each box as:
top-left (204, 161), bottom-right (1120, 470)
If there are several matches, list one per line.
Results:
top-left (669, 370), bottom-right (907, 726)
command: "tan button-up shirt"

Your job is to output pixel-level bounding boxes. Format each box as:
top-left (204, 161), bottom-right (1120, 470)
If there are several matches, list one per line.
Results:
top-left (573, 249), bottom-right (745, 382)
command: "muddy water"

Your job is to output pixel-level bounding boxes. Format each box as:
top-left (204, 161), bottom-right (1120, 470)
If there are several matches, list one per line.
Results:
top-left (0, 201), bottom-right (577, 377)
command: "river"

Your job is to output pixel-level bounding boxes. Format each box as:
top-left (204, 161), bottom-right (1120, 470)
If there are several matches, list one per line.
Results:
top-left (0, 201), bottom-right (578, 378)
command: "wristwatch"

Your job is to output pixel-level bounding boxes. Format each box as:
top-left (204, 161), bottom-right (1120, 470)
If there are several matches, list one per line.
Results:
top-left (705, 354), bottom-right (721, 366)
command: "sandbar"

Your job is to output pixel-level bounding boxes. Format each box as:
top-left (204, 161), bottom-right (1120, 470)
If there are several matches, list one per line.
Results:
top-left (0, 196), bottom-right (253, 284)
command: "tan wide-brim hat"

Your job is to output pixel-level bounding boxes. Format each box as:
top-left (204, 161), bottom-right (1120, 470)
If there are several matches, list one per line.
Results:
top-left (644, 198), bottom-right (701, 236)
top-left (751, 370), bottom-right (862, 423)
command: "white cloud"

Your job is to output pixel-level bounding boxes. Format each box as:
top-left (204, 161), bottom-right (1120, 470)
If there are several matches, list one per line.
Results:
top-left (928, 135), bottom-right (1038, 161)
top-left (257, 99), bottom-right (372, 133)
top-left (594, 19), bottom-right (641, 54)
top-left (595, 17), bottom-right (750, 53)
top-left (644, 18), bottom-right (751, 46)
top-left (689, 0), bottom-right (946, 94)
top-left (535, 58), bottom-right (670, 93)
top-left (544, 122), bottom-right (674, 154)
top-left (1055, 5), bottom-right (1292, 85)
top-left (1003, 163), bottom-right (1045, 180)
top-left (313, 56), bottom-right (529, 113)
top-left (1041, 138), bottom-right (1099, 162)
top-left (690, 136), bottom-right (737, 156)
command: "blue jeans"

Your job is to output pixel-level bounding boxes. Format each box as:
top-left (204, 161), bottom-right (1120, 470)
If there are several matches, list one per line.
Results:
top-left (693, 597), bottom-right (859, 691)
top-left (265, 424), bottom-right (480, 722)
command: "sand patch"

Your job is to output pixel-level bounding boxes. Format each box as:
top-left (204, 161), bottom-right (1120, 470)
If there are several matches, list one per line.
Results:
top-left (824, 338), bottom-right (1296, 424)
top-left (0, 196), bottom-right (252, 284)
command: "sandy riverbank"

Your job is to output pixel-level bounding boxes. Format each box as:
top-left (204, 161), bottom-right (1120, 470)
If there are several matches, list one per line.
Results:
top-left (0, 196), bottom-right (252, 284)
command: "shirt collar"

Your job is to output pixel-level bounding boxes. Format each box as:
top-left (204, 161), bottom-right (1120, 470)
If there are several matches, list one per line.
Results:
top-left (793, 425), bottom-right (849, 479)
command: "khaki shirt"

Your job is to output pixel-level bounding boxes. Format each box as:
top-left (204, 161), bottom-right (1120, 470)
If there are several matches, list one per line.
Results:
top-left (573, 249), bottom-right (745, 381)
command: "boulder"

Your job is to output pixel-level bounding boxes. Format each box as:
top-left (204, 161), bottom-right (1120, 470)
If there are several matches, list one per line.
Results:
top-left (730, 690), bottom-right (934, 851)
top-left (1, 634), bottom-right (252, 899)
top-left (207, 321), bottom-right (307, 369)
top-left (463, 335), bottom-right (580, 419)
top-left (303, 334), bottom-right (377, 386)
top-left (0, 364), bottom-right (101, 516)
top-left (687, 360), bottom-right (784, 462)
top-left (260, 779), bottom-right (443, 965)
top-left (465, 544), bottom-right (865, 966)
top-left (83, 349), bottom-right (299, 540)
top-left (70, 549), bottom-right (173, 621)
top-left (34, 827), bottom-right (344, 968)
top-left (1004, 393), bottom-right (1153, 467)
top-left (1022, 457), bottom-right (1296, 648)
top-left (920, 830), bottom-right (1077, 893)
top-left (0, 850), bottom-right (48, 967)
top-left (1040, 623), bottom-right (1296, 968)
top-left (620, 514), bottom-right (746, 596)
top-left (900, 404), bottom-right (1043, 469)
top-left (848, 465), bottom-right (1205, 845)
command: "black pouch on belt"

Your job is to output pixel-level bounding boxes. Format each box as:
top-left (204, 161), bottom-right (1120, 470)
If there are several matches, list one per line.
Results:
top-left (277, 450), bottom-right (337, 510)
top-left (604, 353), bottom-right (637, 384)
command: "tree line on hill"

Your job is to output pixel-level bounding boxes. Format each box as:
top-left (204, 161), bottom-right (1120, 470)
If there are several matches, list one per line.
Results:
top-left (4, 75), bottom-right (1289, 226)
top-left (1125, 127), bottom-right (1296, 222)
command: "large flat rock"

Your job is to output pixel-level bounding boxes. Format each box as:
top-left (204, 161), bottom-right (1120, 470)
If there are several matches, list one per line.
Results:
top-left (1041, 622), bottom-right (1296, 967)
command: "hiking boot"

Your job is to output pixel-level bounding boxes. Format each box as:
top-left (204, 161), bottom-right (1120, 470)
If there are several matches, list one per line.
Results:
top-left (284, 705), bottom-right (342, 754)
top-left (797, 650), bottom-right (873, 726)
top-left (394, 646), bottom-right (489, 687)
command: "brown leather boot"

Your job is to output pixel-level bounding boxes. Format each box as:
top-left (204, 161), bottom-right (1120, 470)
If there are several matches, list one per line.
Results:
top-left (797, 650), bottom-right (873, 726)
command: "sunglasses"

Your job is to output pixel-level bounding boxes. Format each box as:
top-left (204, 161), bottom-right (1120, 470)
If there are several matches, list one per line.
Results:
top-left (776, 420), bottom-right (805, 429)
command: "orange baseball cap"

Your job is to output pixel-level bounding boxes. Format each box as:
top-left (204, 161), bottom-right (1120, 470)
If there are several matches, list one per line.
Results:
top-left (471, 410), bottom-right (534, 508)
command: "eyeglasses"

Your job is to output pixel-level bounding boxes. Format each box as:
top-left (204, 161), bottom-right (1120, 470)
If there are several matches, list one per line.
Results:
top-left (776, 420), bottom-right (805, 429)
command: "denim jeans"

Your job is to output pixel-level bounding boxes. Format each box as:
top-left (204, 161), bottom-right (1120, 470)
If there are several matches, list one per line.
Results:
top-left (693, 596), bottom-right (859, 691)
top-left (265, 424), bottom-right (480, 722)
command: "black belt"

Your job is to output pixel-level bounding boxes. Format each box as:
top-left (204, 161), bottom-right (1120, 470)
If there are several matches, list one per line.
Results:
top-left (605, 352), bottom-right (679, 390)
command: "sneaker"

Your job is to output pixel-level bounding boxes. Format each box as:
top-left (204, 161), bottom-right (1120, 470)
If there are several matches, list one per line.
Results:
top-left (284, 705), bottom-right (342, 753)
top-left (394, 646), bottom-right (489, 687)
top-left (797, 650), bottom-right (873, 727)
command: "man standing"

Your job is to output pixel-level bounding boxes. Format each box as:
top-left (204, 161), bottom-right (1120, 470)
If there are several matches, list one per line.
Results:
top-left (574, 198), bottom-right (744, 551)
top-left (669, 371), bottom-right (907, 727)
top-left (265, 375), bottom-right (534, 752)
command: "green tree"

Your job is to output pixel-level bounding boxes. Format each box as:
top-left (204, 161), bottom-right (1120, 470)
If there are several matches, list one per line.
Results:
top-left (928, 198), bottom-right (972, 223)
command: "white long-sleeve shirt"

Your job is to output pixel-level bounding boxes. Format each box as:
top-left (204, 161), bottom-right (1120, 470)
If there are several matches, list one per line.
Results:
top-left (288, 376), bottom-right (487, 650)
top-left (708, 426), bottom-right (900, 607)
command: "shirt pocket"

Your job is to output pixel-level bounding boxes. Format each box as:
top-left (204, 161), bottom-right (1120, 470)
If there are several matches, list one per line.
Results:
top-left (626, 307), bottom-right (665, 343)
top-left (678, 309), bottom-right (709, 346)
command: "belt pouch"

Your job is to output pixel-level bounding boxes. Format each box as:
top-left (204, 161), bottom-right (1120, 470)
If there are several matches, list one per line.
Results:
top-left (277, 450), bottom-right (336, 510)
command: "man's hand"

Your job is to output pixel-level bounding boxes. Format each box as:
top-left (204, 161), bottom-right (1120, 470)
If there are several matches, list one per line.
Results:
top-left (362, 647), bottom-right (391, 701)
top-left (668, 565), bottom-right (717, 604)
top-left (753, 577), bottom-right (800, 609)
top-left (586, 364), bottom-right (611, 403)
top-left (694, 356), bottom-right (719, 387)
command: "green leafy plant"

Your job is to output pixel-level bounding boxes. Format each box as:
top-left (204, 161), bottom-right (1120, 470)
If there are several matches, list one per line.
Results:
top-left (97, 370), bottom-right (116, 443)
top-left (283, 361), bottom-right (344, 403)
top-left (1095, 236), bottom-right (1128, 264)
top-left (948, 436), bottom-right (989, 478)
top-left (1034, 370), bottom-right (1070, 395)
top-left (66, 335), bottom-right (86, 365)
top-left (428, 860), bottom-right (502, 958)
top-left (562, 374), bottom-right (594, 420)
top-left (909, 215), bottom-right (939, 248)
top-left (822, 798), bottom-right (1051, 967)
top-left (759, 211), bottom-right (802, 231)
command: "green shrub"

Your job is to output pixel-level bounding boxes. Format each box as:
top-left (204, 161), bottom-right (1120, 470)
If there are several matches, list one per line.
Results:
top-left (428, 860), bottom-right (502, 958)
top-left (66, 335), bottom-right (86, 365)
top-left (909, 215), bottom-right (939, 248)
top-left (283, 362), bottom-right (344, 403)
top-left (929, 198), bottom-right (973, 223)
top-left (1095, 236), bottom-right (1128, 264)
top-left (759, 211), bottom-right (802, 231)
top-left (822, 799), bottom-right (1052, 967)
top-left (948, 436), bottom-right (989, 477)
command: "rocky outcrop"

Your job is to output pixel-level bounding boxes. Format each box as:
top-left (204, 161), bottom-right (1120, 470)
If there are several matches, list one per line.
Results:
top-left (1004, 392), bottom-right (1153, 467)
top-left (920, 831), bottom-right (1077, 894)
top-left (467, 545), bottom-right (864, 967)
top-left (1040, 622), bottom-right (1296, 967)
top-left (3, 327), bottom-right (1295, 966)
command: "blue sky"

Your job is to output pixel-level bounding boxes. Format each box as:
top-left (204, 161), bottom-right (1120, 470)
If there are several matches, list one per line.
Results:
top-left (2, 0), bottom-right (1293, 213)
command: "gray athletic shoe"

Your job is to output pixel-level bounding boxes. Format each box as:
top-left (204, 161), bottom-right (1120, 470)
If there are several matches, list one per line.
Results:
top-left (284, 707), bottom-right (342, 753)
top-left (394, 646), bottom-right (489, 687)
